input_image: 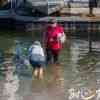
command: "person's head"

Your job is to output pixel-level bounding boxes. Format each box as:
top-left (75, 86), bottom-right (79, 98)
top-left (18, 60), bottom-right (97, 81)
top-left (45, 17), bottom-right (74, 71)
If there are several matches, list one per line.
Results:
top-left (33, 41), bottom-right (41, 46)
top-left (49, 18), bottom-right (57, 27)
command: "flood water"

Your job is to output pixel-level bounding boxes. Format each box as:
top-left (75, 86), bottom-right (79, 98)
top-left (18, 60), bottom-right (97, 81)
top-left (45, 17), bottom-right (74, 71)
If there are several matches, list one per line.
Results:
top-left (0, 31), bottom-right (100, 100)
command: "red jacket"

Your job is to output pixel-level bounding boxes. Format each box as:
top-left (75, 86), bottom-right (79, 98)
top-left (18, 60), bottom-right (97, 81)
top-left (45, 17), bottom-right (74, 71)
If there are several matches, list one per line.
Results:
top-left (45, 25), bottom-right (64, 50)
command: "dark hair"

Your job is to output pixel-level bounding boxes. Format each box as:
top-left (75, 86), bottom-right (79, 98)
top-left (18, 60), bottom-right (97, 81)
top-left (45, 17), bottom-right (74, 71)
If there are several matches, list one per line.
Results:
top-left (49, 18), bottom-right (57, 24)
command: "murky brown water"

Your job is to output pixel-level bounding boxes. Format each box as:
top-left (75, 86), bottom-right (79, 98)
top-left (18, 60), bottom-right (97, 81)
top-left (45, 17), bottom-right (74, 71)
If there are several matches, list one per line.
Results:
top-left (0, 31), bottom-right (100, 100)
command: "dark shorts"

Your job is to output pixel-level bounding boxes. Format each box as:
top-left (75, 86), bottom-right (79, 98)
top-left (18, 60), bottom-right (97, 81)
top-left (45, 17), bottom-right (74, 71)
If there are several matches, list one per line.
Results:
top-left (29, 59), bottom-right (45, 69)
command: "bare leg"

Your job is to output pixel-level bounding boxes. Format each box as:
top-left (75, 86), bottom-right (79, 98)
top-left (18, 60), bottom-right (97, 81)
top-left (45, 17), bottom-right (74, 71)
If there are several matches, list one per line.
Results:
top-left (34, 68), bottom-right (38, 77)
top-left (32, 69), bottom-right (34, 77)
top-left (39, 67), bottom-right (44, 79)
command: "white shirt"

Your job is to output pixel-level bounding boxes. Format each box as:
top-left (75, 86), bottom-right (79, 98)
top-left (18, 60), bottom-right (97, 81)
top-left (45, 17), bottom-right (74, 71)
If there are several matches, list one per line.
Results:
top-left (28, 44), bottom-right (45, 61)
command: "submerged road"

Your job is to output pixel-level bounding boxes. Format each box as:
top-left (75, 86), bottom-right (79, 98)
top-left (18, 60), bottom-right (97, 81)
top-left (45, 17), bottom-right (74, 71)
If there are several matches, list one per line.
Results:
top-left (0, 34), bottom-right (100, 100)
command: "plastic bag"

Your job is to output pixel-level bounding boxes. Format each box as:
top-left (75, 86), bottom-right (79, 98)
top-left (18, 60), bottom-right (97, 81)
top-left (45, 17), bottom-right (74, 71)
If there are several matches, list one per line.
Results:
top-left (58, 32), bottom-right (66, 43)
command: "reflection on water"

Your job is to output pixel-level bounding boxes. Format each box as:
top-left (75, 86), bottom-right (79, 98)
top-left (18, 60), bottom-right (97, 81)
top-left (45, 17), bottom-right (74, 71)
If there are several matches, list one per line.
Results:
top-left (0, 55), bottom-right (21, 100)
top-left (0, 33), bottom-right (100, 100)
